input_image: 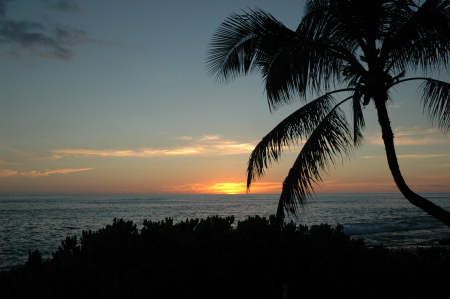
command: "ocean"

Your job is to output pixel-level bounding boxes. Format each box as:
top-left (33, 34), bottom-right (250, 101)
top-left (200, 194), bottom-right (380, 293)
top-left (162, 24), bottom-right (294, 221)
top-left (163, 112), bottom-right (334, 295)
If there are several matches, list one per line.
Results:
top-left (1, 192), bottom-right (450, 271)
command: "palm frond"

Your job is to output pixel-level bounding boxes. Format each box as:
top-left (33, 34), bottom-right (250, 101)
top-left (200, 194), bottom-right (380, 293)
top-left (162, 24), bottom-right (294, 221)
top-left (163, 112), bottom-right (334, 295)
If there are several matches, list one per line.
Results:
top-left (205, 8), bottom-right (292, 83)
top-left (261, 18), bottom-right (364, 109)
top-left (207, 7), bottom-right (362, 111)
top-left (419, 78), bottom-right (450, 134)
top-left (277, 105), bottom-right (354, 218)
top-left (384, 0), bottom-right (450, 74)
top-left (351, 92), bottom-right (365, 147)
top-left (303, 0), bottom-right (389, 57)
top-left (247, 93), bottom-right (337, 188)
top-left (261, 32), bottom-right (348, 109)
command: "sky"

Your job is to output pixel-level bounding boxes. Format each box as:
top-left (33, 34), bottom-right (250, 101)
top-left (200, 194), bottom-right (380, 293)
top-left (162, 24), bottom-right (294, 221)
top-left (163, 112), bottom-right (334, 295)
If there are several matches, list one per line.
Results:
top-left (1, 0), bottom-right (449, 195)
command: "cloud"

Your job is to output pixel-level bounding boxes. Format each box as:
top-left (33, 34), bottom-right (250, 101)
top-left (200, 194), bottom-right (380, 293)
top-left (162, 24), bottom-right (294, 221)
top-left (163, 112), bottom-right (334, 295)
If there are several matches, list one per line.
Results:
top-left (0, 168), bottom-right (92, 178)
top-left (416, 174), bottom-right (450, 180)
top-left (0, 0), bottom-right (85, 59)
top-left (193, 135), bottom-right (255, 154)
top-left (0, 169), bottom-right (18, 177)
top-left (397, 154), bottom-right (450, 159)
top-left (369, 127), bottom-right (448, 145)
top-left (421, 163), bottom-right (450, 168)
top-left (0, 159), bottom-right (20, 165)
top-left (52, 135), bottom-right (257, 158)
top-left (52, 148), bottom-right (202, 157)
top-left (387, 100), bottom-right (405, 109)
top-left (160, 183), bottom-right (212, 194)
top-left (40, 0), bottom-right (81, 12)
top-left (176, 136), bottom-right (193, 140)
top-left (0, 146), bottom-right (34, 157)
top-left (413, 184), bottom-right (450, 189)
top-left (0, 19), bottom-right (87, 59)
top-left (246, 182), bottom-right (281, 193)
top-left (0, 0), bottom-right (13, 17)
top-left (0, 1), bottom-right (148, 59)
top-left (20, 168), bottom-right (93, 177)
top-left (322, 181), bottom-right (397, 188)
top-left (211, 142), bottom-right (255, 154)
top-left (394, 127), bottom-right (439, 136)
top-left (200, 135), bottom-right (221, 141)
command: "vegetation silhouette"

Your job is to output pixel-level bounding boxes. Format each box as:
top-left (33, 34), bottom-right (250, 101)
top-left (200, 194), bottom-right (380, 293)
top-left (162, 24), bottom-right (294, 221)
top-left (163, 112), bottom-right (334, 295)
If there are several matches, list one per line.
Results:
top-left (206, 0), bottom-right (450, 226)
top-left (1, 217), bottom-right (450, 298)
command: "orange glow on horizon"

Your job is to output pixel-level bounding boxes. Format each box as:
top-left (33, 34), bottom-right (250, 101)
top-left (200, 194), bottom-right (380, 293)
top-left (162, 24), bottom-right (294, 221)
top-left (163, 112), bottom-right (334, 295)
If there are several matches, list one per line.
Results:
top-left (210, 183), bottom-right (246, 194)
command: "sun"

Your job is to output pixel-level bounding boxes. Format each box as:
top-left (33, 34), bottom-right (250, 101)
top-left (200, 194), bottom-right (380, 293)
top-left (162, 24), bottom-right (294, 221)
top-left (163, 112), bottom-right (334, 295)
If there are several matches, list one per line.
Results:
top-left (210, 183), bottom-right (246, 194)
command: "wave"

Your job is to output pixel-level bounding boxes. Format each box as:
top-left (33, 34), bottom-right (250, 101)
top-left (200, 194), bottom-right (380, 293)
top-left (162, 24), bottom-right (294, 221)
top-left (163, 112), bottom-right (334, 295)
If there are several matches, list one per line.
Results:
top-left (344, 218), bottom-right (445, 236)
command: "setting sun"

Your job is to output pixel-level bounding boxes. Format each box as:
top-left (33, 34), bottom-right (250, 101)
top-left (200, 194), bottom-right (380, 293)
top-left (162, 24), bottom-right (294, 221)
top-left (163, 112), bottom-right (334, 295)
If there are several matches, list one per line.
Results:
top-left (210, 183), bottom-right (246, 194)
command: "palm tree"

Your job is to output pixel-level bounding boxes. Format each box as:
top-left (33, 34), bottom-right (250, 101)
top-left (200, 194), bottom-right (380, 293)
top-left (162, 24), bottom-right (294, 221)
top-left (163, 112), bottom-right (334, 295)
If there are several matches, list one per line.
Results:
top-left (206, 0), bottom-right (450, 226)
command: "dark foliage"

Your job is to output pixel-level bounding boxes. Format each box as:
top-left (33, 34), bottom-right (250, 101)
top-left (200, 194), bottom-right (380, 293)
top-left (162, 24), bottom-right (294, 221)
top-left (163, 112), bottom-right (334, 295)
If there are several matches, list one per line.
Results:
top-left (0, 217), bottom-right (449, 299)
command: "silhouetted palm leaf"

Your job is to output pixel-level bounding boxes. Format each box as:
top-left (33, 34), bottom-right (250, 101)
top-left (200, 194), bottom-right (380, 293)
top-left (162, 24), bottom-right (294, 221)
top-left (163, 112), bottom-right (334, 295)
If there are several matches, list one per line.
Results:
top-left (385, 1), bottom-right (450, 73)
top-left (206, 8), bottom-right (291, 83)
top-left (247, 93), bottom-right (338, 187)
top-left (206, 7), bottom-right (361, 110)
top-left (277, 106), bottom-right (354, 218)
top-left (420, 79), bottom-right (450, 133)
top-left (351, 93), bottom-right (365, 146)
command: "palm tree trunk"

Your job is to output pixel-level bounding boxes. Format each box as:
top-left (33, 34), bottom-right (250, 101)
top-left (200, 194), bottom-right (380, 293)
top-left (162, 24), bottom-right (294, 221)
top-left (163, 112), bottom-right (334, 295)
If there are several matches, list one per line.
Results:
top-left (375, 100), bottom-right (450, 228)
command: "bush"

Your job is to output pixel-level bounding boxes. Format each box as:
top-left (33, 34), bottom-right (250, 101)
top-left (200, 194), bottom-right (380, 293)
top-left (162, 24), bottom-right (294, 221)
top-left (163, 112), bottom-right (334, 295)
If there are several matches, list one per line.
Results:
top-left (0, 216), bottom-right (449, 299)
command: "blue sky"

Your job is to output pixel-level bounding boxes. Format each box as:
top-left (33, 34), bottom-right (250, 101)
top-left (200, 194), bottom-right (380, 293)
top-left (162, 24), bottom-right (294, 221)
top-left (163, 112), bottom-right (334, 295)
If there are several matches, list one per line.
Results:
top-left (1, 0), bottom-right (449, 195)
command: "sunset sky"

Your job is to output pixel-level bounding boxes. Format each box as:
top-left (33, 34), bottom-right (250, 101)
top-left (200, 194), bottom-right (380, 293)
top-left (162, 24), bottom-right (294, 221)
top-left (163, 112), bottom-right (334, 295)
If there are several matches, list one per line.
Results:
top-left (1, 0), bottom-right (449, 195)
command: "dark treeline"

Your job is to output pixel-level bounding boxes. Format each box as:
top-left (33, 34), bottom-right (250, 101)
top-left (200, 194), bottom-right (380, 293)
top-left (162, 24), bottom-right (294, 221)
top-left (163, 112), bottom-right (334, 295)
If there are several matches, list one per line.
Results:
top-left (1, 216), bottom-right (449, 298)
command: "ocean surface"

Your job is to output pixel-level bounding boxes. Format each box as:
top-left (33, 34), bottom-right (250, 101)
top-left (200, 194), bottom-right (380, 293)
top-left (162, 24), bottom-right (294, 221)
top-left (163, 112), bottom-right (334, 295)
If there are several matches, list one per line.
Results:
top-left (1, 193), bottom-right (450, 271)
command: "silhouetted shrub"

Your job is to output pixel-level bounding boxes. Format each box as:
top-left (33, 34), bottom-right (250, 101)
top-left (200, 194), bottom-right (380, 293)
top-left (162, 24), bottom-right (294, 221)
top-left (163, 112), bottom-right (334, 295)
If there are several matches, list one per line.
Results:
top-left (25, 250), bottom-right (42, 268)
top-left (0, 216), bottom-right (449, 299)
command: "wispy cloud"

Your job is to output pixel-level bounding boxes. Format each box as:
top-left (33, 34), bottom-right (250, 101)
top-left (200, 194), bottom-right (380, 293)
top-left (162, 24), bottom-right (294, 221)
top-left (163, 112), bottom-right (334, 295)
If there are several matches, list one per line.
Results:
top-left (200, 135), bottom-right (221, 141)
top-left (416, 174), bottom-right (450, 180)
top-left (52, 135), bottom-right (256, 158)
top-left (0, 146), bottom-right (34, 157)
top-left (20, 168), bottom-right (93, 177)
top-left (246, 182), bottom-right (282, 193)
top-left (387, 100), bottom-right (405, 109)
top-left (176, 136), bottom-right (193, 140)
top-left (52, 148), bottom-right (201, 158)
top-left (397, 154), bottom-right (450, 159)
top-left (415, 184), bottom-right (450, 189)
top-left (358, 153), bottom-right (450, 160)
top-left (322, 181), bottom-right (397, 188)
top-left (0, 169), bottom-right (18, 177)
top-left (160, 183), bottom-right (212, 194)
top-left (422, 163), bottom-right (450, 168)
top-left (0, 0), bottom-right (128, 60)
top-left (0, 159), bottom-right (20, 165)
top-left (0, 0), bottom-right (11, 17)
top-left (394, 127), bottom-right (442, 138)
top-left (0, 168), bottom-right (92, 178)
top-left (39, 0), bottom-right (81, 12)
top-left (369, 127), bottom-right (448, 145)
top-left (0, 18), bottom-right (87, 60)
